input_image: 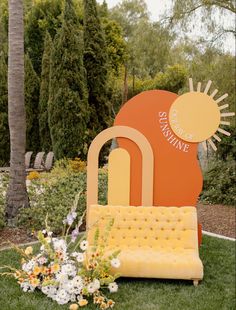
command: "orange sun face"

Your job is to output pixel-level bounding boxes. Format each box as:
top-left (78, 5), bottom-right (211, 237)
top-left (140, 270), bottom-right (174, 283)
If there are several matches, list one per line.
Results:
top-left (169, 78), bottom-right (235, 151)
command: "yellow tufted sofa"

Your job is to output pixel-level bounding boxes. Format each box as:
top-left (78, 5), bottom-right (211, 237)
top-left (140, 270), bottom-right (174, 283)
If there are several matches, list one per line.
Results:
top-left (87, 205), bottom-right (203, 285)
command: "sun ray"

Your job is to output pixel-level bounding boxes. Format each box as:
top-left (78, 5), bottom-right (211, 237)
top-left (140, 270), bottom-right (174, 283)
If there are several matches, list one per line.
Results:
top-left (197, 82), bottom-right (201, 92)
top-left (189, 78), bottom-right (194, 91)
top-left (210, 89), bottom-right (218, 98)
top-left (215, 93), bottom-right (228, 104)
top-left (221, 112), bottom-right (235, 117)
top-left (217, 127), bottom-right (231, 136)
top-left (218, 104), bottom-right (229, 111)
top-left (213, 134), bottom-right (221, 142)
top-left (208, 139), bottom-right (217, 151)
top-left (204, 80), bottom-right (212, 94)
top-left (201, 141), bottom-right (207, 151)
top-left (220, 121), bottom-right (230, 126)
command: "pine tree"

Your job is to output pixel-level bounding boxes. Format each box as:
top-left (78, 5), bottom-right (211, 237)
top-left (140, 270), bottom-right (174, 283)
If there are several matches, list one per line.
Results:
top-left (39, 32), bottom-right (52, 152)
top-left (0, 51), bottom-right (9, 166)
top-left (48, 0), bottom-right (88, 160)
top-left (83, 0), bottom-right (111, 140)
top-left (25, 54), bottom-right (40, 152)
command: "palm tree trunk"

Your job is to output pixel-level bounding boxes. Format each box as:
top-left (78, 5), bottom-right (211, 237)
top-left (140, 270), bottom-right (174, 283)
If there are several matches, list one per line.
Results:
top-left (6, 0), bottom-right (29, 223)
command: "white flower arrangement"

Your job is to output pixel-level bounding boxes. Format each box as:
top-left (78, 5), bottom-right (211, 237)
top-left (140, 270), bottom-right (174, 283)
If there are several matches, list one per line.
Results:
top-left (0, 193), bottom-right (120, 309)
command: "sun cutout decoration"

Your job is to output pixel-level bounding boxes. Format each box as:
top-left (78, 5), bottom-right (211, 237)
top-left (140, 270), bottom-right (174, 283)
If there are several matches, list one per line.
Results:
top-left (169, 78), bottom-right (235, 151)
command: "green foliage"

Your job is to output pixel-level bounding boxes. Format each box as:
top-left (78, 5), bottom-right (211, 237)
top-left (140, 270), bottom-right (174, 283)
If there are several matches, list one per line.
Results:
top-left (0, 51), bottom-right (9, 166)
top-left (131, 64), bottom-right (188, 97)
top-left (83, 0), bottom-right (111, 141)
top-left (25, 54), bottom-right (40, 153)
top-left (201, 158), bottom-right (236, 205)
top-left (102, 17), bottom-right (127, 74)
top-left (25, 0), bottom-right (63, 75)
top-left (18, 165), bottom-right (108, 233)
top-left (217, 127), bottom-right (236, 160)
top-left (39, 32), bottom-right (53, 152)
top-left (48, 0), bottom-right (88, 160)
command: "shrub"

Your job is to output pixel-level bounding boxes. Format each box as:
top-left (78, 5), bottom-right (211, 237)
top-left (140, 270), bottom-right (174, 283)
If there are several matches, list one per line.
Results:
top-left (201, 158), bottom-right (236, 206)
top-left (18, 169), bottom-right (108, 233)
top-left (69, 158), bottom-right (86, 172)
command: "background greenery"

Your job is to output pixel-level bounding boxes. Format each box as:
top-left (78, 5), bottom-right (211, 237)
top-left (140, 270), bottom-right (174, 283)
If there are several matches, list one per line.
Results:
top-left (0, 0), bottom-right (235, 225)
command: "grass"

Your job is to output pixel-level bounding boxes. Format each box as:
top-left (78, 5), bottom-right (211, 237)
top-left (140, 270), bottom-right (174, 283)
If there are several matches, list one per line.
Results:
top-left (0, 235), bottom-right (235, 310)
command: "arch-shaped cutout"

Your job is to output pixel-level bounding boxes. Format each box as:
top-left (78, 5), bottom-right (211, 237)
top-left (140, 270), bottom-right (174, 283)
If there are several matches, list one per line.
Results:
top-left (87, 126), bottom-right (154, 217)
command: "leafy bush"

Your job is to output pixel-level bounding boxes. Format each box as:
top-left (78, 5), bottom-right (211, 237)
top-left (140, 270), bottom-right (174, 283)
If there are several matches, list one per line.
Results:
top-left (201, 158), bottom-right (236, 206)
top-left (18, 168), bottom-right (108, 233)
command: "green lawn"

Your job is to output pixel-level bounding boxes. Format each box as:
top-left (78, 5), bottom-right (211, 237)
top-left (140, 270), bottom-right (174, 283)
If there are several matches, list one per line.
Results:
top-left (0, 235), bottom-right (235, 310)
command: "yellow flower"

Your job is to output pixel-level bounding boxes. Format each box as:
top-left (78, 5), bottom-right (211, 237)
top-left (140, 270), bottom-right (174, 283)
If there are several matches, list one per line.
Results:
top-left (51, 263), bottom-right (60, 273)
top-left (78, 299), bottom-right (88, 307)
top-left (69, 304), bottom-right (79, 310)
top-left (30, 278), bottom-right (40, 287)
top-left (27, 171), bottom-right (40, 180)
top-left (33, 266), bottom-right (41, 276)
top-left (25, 246), bottom-right (33, 255)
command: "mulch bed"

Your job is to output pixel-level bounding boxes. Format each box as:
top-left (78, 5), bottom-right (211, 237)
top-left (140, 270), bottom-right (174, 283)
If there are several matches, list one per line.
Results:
top-left (198, 204), bottom-right (235, 238)
top-left (0, 204), bottom-right (235, 250)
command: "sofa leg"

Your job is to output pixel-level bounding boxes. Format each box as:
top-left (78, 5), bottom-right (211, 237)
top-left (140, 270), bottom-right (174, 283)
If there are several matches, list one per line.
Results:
top-left (193, 280), bottom-right (199, 287)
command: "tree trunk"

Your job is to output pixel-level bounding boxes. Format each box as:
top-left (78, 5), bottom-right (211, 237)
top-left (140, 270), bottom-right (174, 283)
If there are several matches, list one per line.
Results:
top-left (6, 0), bottom-right (29, 224)
top-left (122, 64), bottom-right (128, 104)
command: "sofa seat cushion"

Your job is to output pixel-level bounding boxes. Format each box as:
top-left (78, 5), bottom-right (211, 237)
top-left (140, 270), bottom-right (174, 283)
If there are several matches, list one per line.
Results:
top-left (107, 246), bottom-right (203, 279)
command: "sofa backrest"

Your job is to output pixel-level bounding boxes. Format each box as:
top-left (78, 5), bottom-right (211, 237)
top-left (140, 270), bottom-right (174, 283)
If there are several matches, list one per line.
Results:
top-left (87, 205), bottom-right (199, 253)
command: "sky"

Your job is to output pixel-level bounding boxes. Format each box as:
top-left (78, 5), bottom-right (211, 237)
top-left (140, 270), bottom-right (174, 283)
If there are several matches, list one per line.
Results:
top-left (97, 0), bottom-right (172, 21)
top-left (97, 0), bottom-right (235, 54)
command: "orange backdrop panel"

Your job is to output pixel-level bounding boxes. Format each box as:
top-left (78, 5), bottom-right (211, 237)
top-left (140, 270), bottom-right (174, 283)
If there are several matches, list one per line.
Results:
top-left (114, 90), bottom-right (203, 207)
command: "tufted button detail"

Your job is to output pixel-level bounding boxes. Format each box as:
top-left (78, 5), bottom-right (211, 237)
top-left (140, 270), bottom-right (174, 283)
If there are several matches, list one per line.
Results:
top-left (139, 227), bottom-right (142, 230)
top-left (144, 218), bottom-right (147, 222)
top-left (128, 227), bottom-right (131, 230)
top-left (144, 236), bottom-right (147, 239)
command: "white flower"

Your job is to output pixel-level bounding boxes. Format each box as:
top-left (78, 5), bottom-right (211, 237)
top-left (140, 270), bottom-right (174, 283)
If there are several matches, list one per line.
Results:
top-left (62, 280), bottom-right (74, 294)
top-left (22, 259), bottom-right (35, 273)
top-left (55, 289), bottom-right (70, 305)
top-left (93, 279), bottom-right (100, 290)
top-left (80, 240), bottom-right (88, 251)
top-left (20, 282), bottom-right (30, 292)
top-left (72, 276), bottom-right (83, 288)
top-left (48, 231), bottom-right (53, 237)
top-left (76, 253), bottom-right (84, 263)
top-left (108, 282), bottom-right (118, 293)
top-left (53, 238), bottom-right (67, 252)
top-left (38, 256), bottom-right (47, 265)
top-left (56, 272), bottom-right (69, 284)
top-left (40, 245), bottom-right (45, 251)
top-left (42, 229), bottom-right (47, 235)
top-left (61, 263), bottom-right (77, 277)
top-left (42, 286), bottom-right (50, 295)
top-left (2, 191), bottom-right (6, 197)
top-left (26, 179), bottom-right (31, 187)
top-left (111, 258), bottom-right (121, 268)
top-left (71, 252), bottom-right (79, 257)
top-left (87, 282), bottom-right (96, 294)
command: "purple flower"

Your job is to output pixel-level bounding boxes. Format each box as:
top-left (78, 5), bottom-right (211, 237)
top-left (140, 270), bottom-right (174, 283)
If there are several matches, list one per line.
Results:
top-left (71, 227), bottom-right (79, 243)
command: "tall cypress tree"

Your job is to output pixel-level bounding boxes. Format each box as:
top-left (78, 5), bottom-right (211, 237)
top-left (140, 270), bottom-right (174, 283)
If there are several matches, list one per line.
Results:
top-left (83, 0), bottom-right (111, 140)
top-left (25, 54), bottom-right (40, 152)
top-left (39, 32), bottom-right (52, 152)
top-left (48, 0), bottom-right (88, 160)
top-left (0, 51), bottom-right (9, 166)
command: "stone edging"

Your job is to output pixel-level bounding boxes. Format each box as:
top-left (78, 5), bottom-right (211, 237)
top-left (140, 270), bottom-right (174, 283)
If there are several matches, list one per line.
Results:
top-left (202, 230), bottom-right (235, 241)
